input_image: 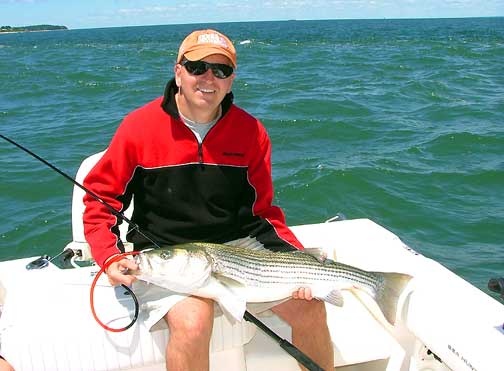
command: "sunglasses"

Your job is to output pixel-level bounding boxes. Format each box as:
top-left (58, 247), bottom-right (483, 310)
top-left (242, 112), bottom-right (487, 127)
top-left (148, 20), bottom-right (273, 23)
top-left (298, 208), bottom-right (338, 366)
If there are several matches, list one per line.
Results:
top-left (181, 60), bottom-right (234, 79)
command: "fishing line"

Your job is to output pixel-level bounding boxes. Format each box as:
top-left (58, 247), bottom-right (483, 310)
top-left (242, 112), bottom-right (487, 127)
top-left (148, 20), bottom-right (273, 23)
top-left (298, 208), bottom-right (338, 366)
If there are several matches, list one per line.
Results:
top-left (1, 133), bottom-right (324, 371)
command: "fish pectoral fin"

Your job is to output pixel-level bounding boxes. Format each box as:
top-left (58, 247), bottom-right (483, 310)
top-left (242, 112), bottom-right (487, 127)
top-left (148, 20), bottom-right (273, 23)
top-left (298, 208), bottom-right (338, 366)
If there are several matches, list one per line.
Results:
top-left (199, 276), bottom-right (246, 322)
top-left (312, 287), bottom-right (345, 306)
top-left (213, 273), bottom-right (245, 290)
top-left (217, 294), bottom-right (247, 323)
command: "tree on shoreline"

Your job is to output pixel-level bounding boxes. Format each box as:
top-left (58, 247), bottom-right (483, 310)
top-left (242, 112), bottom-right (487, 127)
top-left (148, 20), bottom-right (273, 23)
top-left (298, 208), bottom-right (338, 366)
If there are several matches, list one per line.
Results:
top-left (0, 25), bottom-right (68, 33)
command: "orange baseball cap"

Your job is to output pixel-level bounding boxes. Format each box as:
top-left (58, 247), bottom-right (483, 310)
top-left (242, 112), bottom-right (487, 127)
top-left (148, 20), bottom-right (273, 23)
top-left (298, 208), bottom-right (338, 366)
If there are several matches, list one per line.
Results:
top-left (177, 29), bottom-right (237, 68)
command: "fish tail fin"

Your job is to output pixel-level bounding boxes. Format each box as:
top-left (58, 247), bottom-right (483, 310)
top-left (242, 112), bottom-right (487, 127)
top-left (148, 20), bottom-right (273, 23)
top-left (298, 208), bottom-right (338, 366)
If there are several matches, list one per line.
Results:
top-left (374, 272), bottom-right (412, 325)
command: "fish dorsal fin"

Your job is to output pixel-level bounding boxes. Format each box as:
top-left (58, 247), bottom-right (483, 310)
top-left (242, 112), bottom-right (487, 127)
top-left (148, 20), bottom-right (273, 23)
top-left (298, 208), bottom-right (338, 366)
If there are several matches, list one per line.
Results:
top-left (301, 247), bottom-right (335, 264)
top-left (224, 236), bottom-right (267, 252)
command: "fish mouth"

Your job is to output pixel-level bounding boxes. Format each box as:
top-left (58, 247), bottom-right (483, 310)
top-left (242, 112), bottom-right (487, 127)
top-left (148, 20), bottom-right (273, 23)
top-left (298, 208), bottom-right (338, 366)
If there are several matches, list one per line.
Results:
top-left (134, 249), bottom-right (155, 273)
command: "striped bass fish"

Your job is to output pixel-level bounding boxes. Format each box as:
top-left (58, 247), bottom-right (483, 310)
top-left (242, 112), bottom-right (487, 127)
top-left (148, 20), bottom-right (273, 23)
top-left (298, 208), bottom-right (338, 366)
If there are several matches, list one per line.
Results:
top-left (132, 242), bottom-right (411, 324)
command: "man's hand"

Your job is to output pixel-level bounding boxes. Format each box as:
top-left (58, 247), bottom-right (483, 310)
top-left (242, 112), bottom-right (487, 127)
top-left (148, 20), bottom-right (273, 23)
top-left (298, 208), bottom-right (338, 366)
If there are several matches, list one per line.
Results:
top-left (104, 257), bottom-right (138, 286)
top-left (292, 287), bottom-right (313, 301)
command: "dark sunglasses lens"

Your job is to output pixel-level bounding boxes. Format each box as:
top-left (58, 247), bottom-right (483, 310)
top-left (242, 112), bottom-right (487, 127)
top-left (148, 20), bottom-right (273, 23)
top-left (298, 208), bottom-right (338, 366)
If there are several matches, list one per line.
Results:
top-left (183, 61), bottom-right (233, 79)
top-left (212, 64), bottom-right (233, 79)
top-left (184, 61), bottom-right (207, 75)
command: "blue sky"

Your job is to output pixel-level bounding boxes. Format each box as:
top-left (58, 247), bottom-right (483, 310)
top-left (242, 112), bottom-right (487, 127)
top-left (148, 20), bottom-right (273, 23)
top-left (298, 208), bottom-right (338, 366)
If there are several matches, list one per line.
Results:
top-left (1, 0), bottom-right (503, 29)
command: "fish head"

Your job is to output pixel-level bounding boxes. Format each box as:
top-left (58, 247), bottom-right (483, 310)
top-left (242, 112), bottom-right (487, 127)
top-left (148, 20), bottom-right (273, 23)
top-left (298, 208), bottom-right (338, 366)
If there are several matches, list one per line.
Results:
top-left (133, 245), bottom-right (212, 292)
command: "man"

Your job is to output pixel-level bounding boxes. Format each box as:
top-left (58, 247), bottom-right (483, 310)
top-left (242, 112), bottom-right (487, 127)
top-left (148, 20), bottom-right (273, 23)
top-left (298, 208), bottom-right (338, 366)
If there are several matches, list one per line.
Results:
top-left (83, 29), bottom-right (333, 370)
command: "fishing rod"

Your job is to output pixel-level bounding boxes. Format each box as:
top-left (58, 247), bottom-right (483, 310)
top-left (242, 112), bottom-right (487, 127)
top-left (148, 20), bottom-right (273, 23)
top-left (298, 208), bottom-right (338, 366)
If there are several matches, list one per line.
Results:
top-left (1, 134), bottom-right (324, 371)
top-left (243, 312), bottom-right (324, 371)
top-left (0, 134), bottom-right (160, 249)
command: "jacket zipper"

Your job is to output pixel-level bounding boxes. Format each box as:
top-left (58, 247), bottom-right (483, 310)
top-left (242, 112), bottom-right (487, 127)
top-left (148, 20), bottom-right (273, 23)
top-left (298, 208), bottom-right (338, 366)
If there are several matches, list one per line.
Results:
top-left (198, 142), bottom-right (203, 164)
top-left (178, 113), bottom-right (223, 166)
top-left (197, 118), bottom-right (222, 166)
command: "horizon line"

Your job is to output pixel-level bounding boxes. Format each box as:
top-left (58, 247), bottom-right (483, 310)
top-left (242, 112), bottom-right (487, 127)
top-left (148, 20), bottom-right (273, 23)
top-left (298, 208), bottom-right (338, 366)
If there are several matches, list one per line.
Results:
top-left (4, 15), bottom-right (502, 31)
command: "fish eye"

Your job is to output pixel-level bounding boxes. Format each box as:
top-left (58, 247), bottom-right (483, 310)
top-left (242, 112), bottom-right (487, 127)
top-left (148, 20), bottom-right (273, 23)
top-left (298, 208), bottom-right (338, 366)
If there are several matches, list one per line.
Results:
top-left (160, 251), bottom-right (172, 260)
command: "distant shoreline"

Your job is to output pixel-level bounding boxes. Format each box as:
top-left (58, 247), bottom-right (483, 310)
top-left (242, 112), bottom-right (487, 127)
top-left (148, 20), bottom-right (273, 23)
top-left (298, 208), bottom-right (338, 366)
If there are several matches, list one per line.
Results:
top-left (0, 25), bottom-right (68, 34)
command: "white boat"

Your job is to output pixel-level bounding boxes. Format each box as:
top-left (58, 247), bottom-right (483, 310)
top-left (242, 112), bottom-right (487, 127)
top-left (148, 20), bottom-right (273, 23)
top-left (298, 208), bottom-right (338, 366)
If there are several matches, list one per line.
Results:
top-left (1, 152), bottom-right (503, 371)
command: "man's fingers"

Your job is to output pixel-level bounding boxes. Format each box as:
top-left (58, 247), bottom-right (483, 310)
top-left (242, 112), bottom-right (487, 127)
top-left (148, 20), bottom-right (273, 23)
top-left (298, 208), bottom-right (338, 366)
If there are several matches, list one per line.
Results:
top-left (303, 287), bottom-right (313, 300)
top-left (106, 259), bottom-right (138, 286)
top-left (292, 287), bottom-right (313, 301)
top-left (107, 271), bottom-right (137, 286)
top-left (119, 258), bottom-right (139, 271)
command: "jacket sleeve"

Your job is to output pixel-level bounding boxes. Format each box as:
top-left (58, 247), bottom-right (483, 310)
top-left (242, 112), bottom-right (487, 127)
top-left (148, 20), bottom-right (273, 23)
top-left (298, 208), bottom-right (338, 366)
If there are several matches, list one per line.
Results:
top-left (82, 118), bottom-right (138, 267)
top-left (245, 122), bottom-right (304, 251)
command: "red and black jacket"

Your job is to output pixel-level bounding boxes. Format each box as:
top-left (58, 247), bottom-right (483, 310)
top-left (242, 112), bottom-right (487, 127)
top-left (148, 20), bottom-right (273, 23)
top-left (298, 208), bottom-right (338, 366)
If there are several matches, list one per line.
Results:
top-left (83, 79), bottom-right (303, 267)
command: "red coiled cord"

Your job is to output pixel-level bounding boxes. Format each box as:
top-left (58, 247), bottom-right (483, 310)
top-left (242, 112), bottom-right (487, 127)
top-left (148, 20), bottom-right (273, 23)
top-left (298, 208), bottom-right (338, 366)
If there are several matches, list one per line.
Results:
top-left (90, 251), bottom-right (141, 332)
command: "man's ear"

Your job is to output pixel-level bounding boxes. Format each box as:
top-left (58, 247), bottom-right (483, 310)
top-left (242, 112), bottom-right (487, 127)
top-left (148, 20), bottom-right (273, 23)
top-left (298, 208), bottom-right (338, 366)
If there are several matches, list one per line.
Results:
top-left (227, 74), bottom-right (236, 93)
top-left (174, 64), bottom-right (182, 87)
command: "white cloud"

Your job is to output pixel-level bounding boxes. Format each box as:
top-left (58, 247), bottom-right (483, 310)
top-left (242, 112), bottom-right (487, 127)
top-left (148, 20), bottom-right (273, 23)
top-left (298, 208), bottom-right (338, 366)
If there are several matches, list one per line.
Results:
top-left (118, 6), bottom-right (176, 16)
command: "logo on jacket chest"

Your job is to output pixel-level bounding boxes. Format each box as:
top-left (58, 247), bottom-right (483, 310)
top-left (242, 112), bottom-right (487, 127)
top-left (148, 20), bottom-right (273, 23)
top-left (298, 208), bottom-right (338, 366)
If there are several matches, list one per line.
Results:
top-left (222, 151), bottom-right (245, 157)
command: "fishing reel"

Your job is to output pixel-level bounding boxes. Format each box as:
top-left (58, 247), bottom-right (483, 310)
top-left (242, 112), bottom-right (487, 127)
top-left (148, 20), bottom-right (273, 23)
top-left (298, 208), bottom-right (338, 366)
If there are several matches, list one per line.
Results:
top-left (25, 248), bottom-right (81, 270)
top-left (488, 277), bottom-right (504, 301)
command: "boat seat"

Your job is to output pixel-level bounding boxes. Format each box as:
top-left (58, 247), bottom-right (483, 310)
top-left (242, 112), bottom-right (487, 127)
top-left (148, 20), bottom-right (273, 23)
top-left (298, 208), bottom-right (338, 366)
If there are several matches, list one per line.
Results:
top-left (69, 150), bottom-right (130, 245)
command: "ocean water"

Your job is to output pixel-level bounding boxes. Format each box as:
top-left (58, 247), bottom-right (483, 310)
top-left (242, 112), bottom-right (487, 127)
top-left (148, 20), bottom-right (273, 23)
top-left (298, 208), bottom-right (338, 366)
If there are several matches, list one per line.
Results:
top-left (0, 18), bottom-right (503, 299)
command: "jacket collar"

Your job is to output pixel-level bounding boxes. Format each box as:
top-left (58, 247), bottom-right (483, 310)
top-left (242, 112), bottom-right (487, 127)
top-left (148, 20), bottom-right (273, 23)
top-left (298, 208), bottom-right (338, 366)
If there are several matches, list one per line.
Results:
top-left (161, 78), bottom-right (234, 119)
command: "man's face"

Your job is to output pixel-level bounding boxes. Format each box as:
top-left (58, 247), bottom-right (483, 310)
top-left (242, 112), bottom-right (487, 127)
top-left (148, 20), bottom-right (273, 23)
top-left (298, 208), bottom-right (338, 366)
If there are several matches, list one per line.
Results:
top-left (175, 54), bottom-right (235, 117)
